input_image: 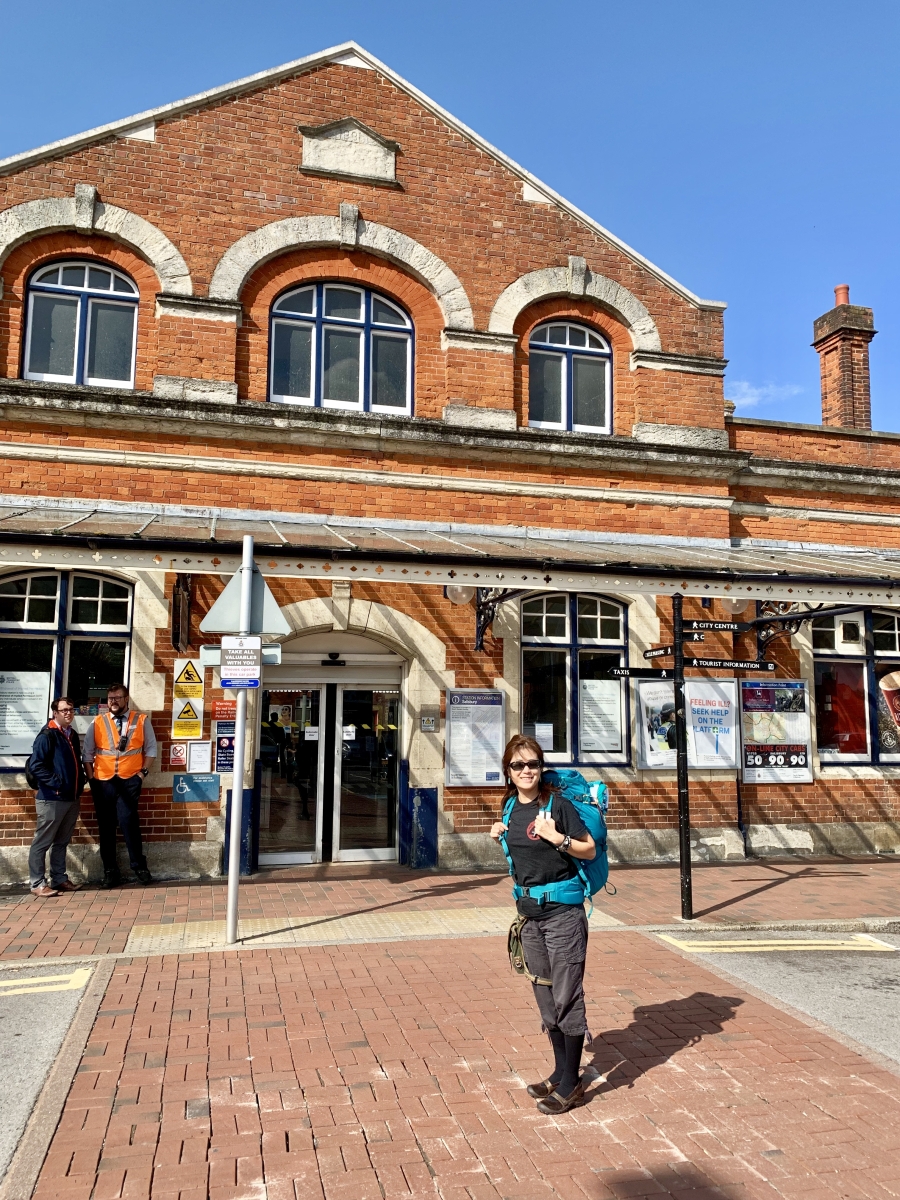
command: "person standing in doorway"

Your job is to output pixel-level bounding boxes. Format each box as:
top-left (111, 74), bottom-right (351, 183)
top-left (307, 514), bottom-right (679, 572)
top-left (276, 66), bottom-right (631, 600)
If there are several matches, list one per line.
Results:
top-left (28, 697), bottom-right (86, 897)
top-left (83, 684), bottom-right (157, 887)
top-left (490, 734), bottom-right (596, 1114)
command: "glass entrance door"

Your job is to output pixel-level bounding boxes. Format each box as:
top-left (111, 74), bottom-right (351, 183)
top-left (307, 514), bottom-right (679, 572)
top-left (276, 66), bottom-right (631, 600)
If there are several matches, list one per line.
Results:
top-left (333, 687), bottom-right (399, 862)
top-left (258, 689), bottom-right (323, 865)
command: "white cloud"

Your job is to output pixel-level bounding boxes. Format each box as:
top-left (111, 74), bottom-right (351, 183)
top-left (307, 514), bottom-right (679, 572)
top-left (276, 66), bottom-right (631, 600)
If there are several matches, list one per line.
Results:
top-left (724, 380), bottom-right (804, 411)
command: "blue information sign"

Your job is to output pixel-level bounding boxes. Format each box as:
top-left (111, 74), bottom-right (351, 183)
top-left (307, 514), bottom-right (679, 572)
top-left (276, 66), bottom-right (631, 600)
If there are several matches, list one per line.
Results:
top-left (172, 774), bottom-right (221, 803)
top-left (220, 678), bottom-right (260, 689)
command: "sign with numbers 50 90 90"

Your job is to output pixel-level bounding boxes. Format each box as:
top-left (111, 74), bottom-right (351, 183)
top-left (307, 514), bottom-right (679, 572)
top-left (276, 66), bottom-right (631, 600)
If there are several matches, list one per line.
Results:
top-left (740, 680), bottom-right (813, 784)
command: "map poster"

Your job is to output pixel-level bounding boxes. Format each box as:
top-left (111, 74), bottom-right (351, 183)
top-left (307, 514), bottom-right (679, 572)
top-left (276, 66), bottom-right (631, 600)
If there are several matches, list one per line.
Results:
top-left (740, 680), bottom-right (813, 783)
top-left (0, 670), bottom-right (52, 758)
top-left (445, 690), bottom-right (505, 787)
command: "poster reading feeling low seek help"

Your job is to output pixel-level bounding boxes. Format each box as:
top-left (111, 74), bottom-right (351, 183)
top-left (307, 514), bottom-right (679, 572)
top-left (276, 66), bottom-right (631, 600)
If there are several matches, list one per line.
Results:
top-left (445, 689), bottom-right (505, 787)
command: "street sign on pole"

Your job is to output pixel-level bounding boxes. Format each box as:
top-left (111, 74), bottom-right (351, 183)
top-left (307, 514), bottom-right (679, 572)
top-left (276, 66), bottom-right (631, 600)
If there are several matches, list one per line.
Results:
top-left (220, 635), bottom-right (262, 689)
top-left (603, 667), bottom-right (674, 679)
top-left (644, 646), bottom-right (674, 659)
top-left (223, 536), bottom-right (255, 947)
top-left (200, 563), bottom-right (290, 635)
top-left (686, 620), bottom-right (752, 633)
top-left (687, 658), bottom-right (776, 671)
top-left (673, 593), bottom-right (693, 922)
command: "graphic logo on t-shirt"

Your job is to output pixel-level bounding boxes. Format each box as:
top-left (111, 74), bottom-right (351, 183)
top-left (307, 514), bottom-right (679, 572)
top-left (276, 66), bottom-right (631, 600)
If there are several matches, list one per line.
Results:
top-left (526, 821), bottom-right (540, 841)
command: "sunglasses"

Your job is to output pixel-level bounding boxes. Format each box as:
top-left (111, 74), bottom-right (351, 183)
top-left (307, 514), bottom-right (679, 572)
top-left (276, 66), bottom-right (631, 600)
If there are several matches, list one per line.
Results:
top-left (509, 759), bottom-right (542, 771)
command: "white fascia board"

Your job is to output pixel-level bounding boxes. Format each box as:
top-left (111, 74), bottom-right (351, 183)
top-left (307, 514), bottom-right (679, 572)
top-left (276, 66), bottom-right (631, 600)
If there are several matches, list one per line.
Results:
top-left (0, 41), bottom-right (726, 313)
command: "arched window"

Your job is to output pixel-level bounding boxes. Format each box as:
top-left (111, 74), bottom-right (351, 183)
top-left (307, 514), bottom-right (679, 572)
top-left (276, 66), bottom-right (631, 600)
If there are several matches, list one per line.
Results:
top-left (0, 570), bottom-right (133, 767)
top-left (520, 592), bottom-right (627, 763)
top-left (24, 260), bottom-right (139, 388)
top-left (528, 321), bottom-right (611, 433)
top-left (270, 282), bottom-right (413, 414)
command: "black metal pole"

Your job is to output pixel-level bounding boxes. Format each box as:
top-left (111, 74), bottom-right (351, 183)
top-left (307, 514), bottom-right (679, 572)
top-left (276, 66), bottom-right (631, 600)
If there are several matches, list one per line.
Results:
top-left (672, 592), bottom-right (693, 920)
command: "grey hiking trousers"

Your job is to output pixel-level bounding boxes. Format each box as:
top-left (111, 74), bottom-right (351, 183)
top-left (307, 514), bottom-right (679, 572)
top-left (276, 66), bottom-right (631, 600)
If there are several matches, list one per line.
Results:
top-left (519, 903), bottom-right (589, 1036)
top-left (29, 798), bottom-right (80, 889)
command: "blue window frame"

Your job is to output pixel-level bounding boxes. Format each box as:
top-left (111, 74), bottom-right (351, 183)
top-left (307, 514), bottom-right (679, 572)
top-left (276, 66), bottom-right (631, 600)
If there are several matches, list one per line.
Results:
top-left (269, 282), bottom-right (414, 415)
top-left (0, 571), bottom-right (133, 768)
top-left (528, 321), bottom-right (612, 433)
top-left (24, 260), bottom-right (139, 388)
top-left (520, 592), bottom-right (628, 764)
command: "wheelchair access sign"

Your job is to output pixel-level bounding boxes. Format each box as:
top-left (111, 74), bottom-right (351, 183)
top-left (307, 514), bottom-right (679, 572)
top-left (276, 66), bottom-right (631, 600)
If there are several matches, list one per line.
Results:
top-left (172, 774), bottom-right (220, 803)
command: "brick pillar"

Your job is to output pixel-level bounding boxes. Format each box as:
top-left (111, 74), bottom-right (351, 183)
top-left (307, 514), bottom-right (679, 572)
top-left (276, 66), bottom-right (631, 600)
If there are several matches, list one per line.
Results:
top-left (812, 285), bottom-right (876, 429)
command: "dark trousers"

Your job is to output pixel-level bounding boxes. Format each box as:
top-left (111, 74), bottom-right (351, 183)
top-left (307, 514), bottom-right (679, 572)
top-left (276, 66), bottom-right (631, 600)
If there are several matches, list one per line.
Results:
top-left (29, 798), bottom-right (80, 888)
top-left (90, 775), bottom-right (147, 872)
top-left (519, 904), bottom-right (589, 1036)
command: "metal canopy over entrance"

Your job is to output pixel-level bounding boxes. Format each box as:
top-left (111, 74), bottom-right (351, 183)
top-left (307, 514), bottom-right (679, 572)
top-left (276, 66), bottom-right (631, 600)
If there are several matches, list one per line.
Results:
top-left (1, 496), bottom-right (900, 605)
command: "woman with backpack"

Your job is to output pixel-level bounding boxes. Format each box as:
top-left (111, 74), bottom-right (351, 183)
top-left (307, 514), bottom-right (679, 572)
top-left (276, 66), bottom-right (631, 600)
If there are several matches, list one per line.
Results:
top-left (490, 734), bottom-right (596, 1114)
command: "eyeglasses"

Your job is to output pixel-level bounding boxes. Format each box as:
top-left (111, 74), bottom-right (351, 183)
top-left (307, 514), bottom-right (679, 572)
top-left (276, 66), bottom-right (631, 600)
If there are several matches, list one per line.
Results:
top-left (56, 707), bottom-right (75, 715)
top-left (508, 759), bottom-right (542, 771)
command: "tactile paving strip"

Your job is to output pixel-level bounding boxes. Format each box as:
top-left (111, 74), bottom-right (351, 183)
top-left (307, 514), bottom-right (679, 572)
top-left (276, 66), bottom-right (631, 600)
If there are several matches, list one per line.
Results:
top-left (123, 904), bottom-right (621, 954)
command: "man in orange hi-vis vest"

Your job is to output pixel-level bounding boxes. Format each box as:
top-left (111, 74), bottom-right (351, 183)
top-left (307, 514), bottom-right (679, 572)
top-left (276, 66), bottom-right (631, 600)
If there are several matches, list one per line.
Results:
top-left (83, 683), bottom-right (157, 888)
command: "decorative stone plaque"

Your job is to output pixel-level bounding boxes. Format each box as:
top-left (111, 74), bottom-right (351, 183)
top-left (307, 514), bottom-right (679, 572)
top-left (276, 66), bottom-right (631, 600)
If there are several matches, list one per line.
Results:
top-left (299, 118), bottom-right (399, 185)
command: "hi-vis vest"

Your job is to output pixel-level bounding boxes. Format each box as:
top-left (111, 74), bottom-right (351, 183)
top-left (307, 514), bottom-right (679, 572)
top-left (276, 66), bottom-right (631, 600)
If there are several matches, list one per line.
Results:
top-left (92, 712), bottom-right (148, 780)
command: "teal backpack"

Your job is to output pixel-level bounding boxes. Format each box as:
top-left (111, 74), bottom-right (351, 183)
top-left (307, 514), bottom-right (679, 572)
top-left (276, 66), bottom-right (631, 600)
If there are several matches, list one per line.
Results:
top-left (498, 768), bottom-right (610, 913)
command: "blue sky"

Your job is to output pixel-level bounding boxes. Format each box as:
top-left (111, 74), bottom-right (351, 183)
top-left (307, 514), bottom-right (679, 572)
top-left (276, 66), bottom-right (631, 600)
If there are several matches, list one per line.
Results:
top-left (3, 0), bottom-right (898, 429)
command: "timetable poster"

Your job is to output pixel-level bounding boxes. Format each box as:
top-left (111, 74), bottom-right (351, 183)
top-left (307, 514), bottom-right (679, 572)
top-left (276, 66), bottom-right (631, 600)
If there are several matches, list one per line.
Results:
top-left (445, 690), bottom-right (505, 787)
top-left (740, 680), bottom-right (813, 783)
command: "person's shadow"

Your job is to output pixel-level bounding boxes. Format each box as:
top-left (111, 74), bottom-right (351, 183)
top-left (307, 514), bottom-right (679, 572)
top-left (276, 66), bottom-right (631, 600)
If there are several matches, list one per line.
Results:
top-left (583, 991), bottom-right (744, 1097)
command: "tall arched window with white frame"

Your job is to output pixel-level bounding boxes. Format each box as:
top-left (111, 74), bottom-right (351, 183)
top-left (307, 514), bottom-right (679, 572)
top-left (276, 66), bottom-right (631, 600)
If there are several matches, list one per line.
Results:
top-left (520, 592), bottom-right (628, 764)
top-left (269, 282), bottom-right (413, 415)
top-left (0, 571), bottom-right (133, 768)
top-left (528, 321), bottom-right (612, 433)
top-left (23, 260), bottom-right (139, 388)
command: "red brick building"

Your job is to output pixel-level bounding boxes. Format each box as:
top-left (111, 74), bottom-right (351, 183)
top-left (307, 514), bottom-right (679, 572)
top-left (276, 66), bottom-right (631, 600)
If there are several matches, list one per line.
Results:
top-left (0, 42), bottom-right (897, 880)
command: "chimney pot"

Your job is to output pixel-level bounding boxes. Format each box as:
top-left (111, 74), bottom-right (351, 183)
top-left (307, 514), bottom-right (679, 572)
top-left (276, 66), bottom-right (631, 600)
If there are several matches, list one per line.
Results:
top-left (812, 286), bottom-right (875, 430)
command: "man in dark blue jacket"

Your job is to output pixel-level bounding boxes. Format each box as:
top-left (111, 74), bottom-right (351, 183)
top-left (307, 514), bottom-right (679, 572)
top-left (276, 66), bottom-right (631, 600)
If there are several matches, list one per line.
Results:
top-left (28, 697), bottom-right (86, 897)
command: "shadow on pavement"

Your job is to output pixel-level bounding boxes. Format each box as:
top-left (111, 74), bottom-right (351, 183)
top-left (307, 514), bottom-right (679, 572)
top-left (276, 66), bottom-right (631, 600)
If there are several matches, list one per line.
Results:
top-left (585, 990), bottom-right (744, 1097)
top-left (693, 862), bottom-right (868, 920)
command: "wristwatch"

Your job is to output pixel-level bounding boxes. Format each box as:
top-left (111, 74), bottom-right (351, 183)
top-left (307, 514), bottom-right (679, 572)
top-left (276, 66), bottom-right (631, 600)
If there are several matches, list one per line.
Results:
top-left (557, 834), bottom-right (571, 854)
top-left (140, 768), bottom-right (149, 778)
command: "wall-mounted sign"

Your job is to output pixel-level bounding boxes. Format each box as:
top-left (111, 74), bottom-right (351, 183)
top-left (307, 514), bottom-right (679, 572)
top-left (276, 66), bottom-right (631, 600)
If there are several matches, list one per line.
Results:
top-left (445, 689), bottom-right (505, 787)
top-left (173, 659), bottom-right (203, 700)
top-left (212, 699), bottom-right (237, 721)
top-left (187, 740), bottom-right (212, 773)
top-left (172, 773), bottom-right (220, 803)
top-left (172, 699), bottom-right (203, 740)
top-left (420, 716), bottom-right (436, 733)
top-left (169, 742), bottom-right (187, 769)
top-left (637, 679), bottom-right (738, 770)
top-left (215, 736), bottom-right (235, 773)
top-left (740, 680), bottom-right (812, 783)
top-left (0, 671), bottom-right (52, 758)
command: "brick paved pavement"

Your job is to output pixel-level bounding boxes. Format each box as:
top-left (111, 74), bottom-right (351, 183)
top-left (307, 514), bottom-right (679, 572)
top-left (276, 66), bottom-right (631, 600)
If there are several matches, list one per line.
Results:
top-left (28, 930), bottom-right (900, 1200)
top-left (2, 858), bottom-right (900, 962)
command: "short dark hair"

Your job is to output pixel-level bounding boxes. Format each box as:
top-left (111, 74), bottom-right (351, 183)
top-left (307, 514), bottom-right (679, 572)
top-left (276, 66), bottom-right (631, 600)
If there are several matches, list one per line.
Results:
top-left (270, 712), bottom-right (279, 722)
top-left (51, 696), bottom-right (75, 712)
top-left (107, 684), bottom-right (129, 696)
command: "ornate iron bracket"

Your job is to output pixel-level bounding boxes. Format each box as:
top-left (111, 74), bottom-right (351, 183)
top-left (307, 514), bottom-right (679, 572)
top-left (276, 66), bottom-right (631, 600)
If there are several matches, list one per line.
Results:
top-left (475, 587), bottom-right (525, 652)
top-left (753, 601), bottom-right (868, 658)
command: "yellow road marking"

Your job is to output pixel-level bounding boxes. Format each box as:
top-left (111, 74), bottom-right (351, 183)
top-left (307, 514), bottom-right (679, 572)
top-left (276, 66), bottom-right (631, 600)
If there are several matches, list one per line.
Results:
top-left (0, 967), bottom-right (92, 995)
top-left (658, 933), bottom-right (895, 954)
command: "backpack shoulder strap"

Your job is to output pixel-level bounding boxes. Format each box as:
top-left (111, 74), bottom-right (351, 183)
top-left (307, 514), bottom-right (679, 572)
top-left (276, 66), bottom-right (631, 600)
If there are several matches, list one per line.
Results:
top-left (498, 795), bottom-right (517, 879)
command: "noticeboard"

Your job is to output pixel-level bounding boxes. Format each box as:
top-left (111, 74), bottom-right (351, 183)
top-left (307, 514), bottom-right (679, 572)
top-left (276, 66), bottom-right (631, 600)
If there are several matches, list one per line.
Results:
top-left (0, 670), bottom-right (52, 760)
top-left (740, 680), bottom-right (813, 783)
top-left (445, 689), bottom-right (505, 787)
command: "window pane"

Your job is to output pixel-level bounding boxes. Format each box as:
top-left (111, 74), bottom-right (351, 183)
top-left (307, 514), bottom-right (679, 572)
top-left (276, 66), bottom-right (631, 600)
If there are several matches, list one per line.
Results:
top-left (599, 600), bottom-right (622, 640)
top-left (28, 294), bottom-right (78, 377)
top-left (588, 333), bottom-right (602, 349)
top-left (548, 326), bottom-right (566, 344)
top-left (88, 268), bottom-right (112, 290)
top-left (876, 664), bottom-right (900, 757)
top-left (568, 327), bottom-right (586, 347)
top-left (66, 640), bottom-right (127, 708)
top-left (0, 580), bottom-right (27, 595)
top-left (324, 287), bottom-right (361, 320)
top-left (72, 600), bottom-right (100, 624)
top-left (275, 288), bottom-right (314, 314)
top-left (30, 576), bottom-right (58, 596)
top-left (572, 355), bottom-right (607, 428)
top-left (36, 267), bottom-right (59, 284)
top-left (101, 580), bottom-right (129, 599)
top-left (0, 597), bottom-right (26, 621)
top-left (530, 326), bottom-right (549, 344)
top-left (323, 328), bottom-right (361, 402)
top-left (577, 596), bottom-right (598, 640)
top-left (0, 637), bottom-right (53, 671)
top-left (371, 334), bottom-right (408, 408)
top-left (874, 614), bottom-right (899, 654)
top-left (61, 266), bottom-right (85, 287)
top-left (26, 598), bottom-right (56, 623)
top-left (578, 652), bottom-right (623, 753)
top-left (100, 600), bottom-right (129, 626)
top-left (87, 302), bottom-right (135, 382)
top-left (814, 662), bottom-right (868, 756)
top-left (272, 322), bottom-right (312, 398)
top-left (523, 649), bottom-right (568, 753)
top-left (113, 275), bottom-right (136, 294)
top-left (529, 351), bottom-right (563, 424)
top-left (372, 297), bottom-right (406, 326)
top-left (812, 618), bottom-right (836, 650)
top-left (73, 576), bottom-right (100, 597)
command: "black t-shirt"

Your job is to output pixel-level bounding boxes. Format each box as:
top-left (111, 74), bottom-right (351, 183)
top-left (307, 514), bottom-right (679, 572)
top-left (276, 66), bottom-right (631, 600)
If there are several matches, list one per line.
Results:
top-left (505, 795), bottom-right (588, 920)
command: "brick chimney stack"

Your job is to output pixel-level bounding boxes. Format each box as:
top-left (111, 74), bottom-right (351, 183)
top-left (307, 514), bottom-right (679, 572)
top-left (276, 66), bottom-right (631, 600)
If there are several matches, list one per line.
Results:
top-left (812, 285), bottom-right (876, 429)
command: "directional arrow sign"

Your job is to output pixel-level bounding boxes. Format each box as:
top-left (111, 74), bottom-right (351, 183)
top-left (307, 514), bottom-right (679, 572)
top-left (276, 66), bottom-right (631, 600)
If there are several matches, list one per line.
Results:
top-left (603, 667), bottom-right (674, 679)
top-left (644, 646), bottom-right (673, 659)
top-left (687, 658), bottom-right (776, 671)
top-left (686, 620), bottom-right (753, 633)
top-left (681, 632), bottom-right (706, 642)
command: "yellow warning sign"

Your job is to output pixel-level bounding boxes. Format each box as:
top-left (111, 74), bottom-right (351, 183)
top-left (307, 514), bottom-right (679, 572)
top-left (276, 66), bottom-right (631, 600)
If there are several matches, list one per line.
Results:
top-left (173, 658), bottom-right (204, 700)
top-left (172, 698), bottom-right (203, 740)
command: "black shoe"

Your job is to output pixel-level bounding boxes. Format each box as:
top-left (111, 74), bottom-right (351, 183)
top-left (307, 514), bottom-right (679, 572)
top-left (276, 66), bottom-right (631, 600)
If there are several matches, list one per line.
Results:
top-left (536, 1081), bottom-right (585, 1114)
top-left (135, 868), bottom-right (153, 885)
top-left (526, 1079), bottom-right (557, 1099)
top-left (100, 871), bottom-right (122, 889)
